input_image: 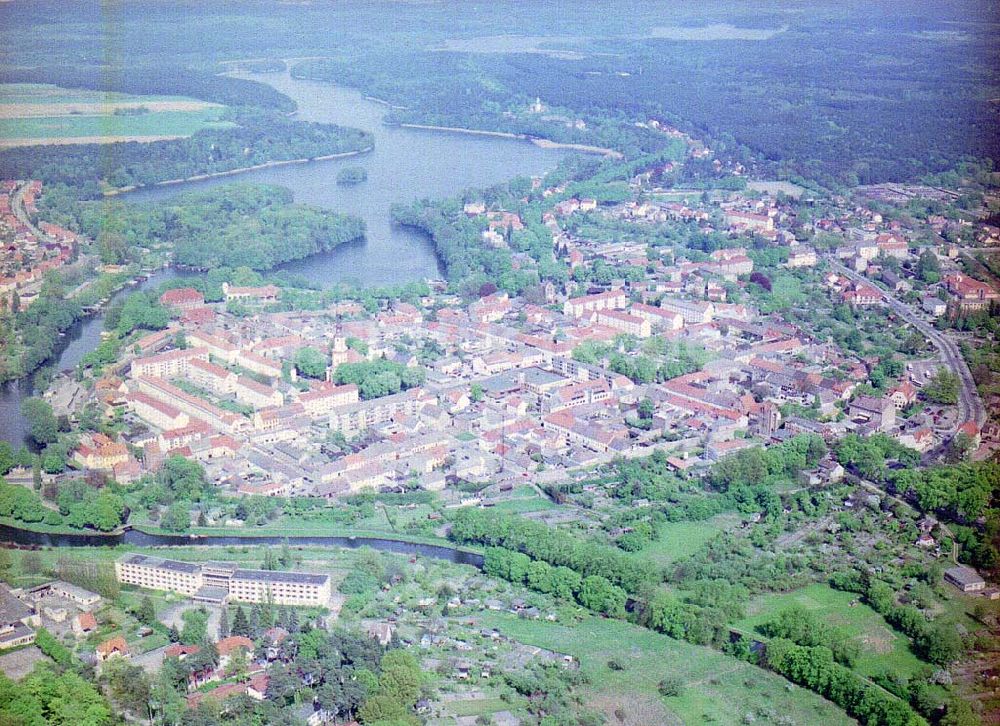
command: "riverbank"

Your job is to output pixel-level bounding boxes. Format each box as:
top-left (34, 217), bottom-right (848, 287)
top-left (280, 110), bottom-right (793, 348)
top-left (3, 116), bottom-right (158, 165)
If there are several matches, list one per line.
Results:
top-left (0, 519), bottom-right (483, 563)
top-left (129, 521), bottom-right (474, 550)
top-left (0, 265), bottom-right (177, 389)
top-left (103, 146), bottom-right (373, 197)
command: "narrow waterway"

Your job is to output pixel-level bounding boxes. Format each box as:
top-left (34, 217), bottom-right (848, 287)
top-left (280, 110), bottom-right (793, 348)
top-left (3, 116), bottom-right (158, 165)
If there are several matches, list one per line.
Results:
top-left (0, 523), bottom-right (484, 568)
top-left (0, 268), bottom-right (185, 447)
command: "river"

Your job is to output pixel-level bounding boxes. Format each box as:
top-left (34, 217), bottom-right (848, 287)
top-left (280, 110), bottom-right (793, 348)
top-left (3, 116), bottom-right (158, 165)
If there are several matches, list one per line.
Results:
top-left (0, 71), bottom-right (567, 446)
top-left (0, 268), bottom-right (186, 448)
top-left (0, 523), bottom-right (485, 568)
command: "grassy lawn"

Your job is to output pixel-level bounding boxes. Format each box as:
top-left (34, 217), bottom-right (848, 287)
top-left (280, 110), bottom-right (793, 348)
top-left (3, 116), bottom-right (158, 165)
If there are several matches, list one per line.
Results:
top-left (733, 583), bottom-right (926, 680)
top-left (479, 613), bottom-right (853, 726)
top-left (441, 696), bottom-right (510, 717)
top-left (641, 514), bottom-right (739, 567)
top-left (486, 484), bottom-right (556, 515)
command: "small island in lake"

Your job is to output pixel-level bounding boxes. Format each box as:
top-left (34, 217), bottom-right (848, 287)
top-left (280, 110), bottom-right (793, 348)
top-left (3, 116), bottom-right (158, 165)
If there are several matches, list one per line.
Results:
top-left (336, 165), bottom-right (368, 185)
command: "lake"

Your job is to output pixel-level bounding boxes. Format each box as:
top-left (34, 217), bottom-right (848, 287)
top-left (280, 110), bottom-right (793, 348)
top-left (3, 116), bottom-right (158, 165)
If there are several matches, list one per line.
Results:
top-left (0, 71), bottom-right (568, 445)
top-left (124, 71), bottom-right (568, 287)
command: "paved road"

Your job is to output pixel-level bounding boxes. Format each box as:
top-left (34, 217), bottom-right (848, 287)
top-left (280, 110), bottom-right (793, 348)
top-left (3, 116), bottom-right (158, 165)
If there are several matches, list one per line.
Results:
top-left (830, 260), bottom-right (987, 445)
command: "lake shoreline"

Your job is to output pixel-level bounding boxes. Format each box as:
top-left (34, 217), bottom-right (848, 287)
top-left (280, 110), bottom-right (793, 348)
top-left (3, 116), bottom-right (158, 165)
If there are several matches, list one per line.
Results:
top-left (397, 122), bottom-right (621, 157)
top-left (103, 146), bottom-right (374, 197)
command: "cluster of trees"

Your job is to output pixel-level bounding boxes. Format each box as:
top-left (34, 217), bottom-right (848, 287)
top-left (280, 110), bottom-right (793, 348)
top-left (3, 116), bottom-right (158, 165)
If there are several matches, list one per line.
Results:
top-left (63, 184), bottom-right (366, 271)
top-left (55, 479), bottom-right (127, 531)
top-left (34, 627), bottom-right (76, 668)
top-left (21, 397), bottom-right (60, 446)
top-left (332, 359), bottom-right (425, 400)
top-left (104, 291), bottom-right (169, 337)
top-left (503, 661), bottom-right (601, 725)
top-left (0, 662), bottom-right (113, 726)
top-left (836, 433), bottom-right (920, 483)
top-left (391, 199), bottom-right (522, 291)
top-left (894, 461), bottom-right (999, 522)
top-left (642, 589), bottom-right (717, 645)
top-left (449, 508), bottom-right (662, 596)
top-left (0, 441), bottom-right (35, 475)
top-left (0, 108), bottom-right (372, 198)
top-left (758, 606), bottom-right (861, 667)
top-left (571, 337), bottom-right (711, 384)
top-left (483, 546), bottom-right (626, 616)
top-left (1, 279), bottom-right (83, 383)
top-left (923, 368), bottom-right (960, 405)
top-left (764, 639), bottom-right (925, 726)
top-left (293, 346), bottom-right (327, 379)
top-left (0, 478), bottom-right (50, 525)
top-left (336, 166), bottom-right (368, 185)
top-left (54, 556), bottom-right (120, 599)
top-left (708, 434), bottom-right (828, 491)
top-left (132, 455), bottom-right (210, 531)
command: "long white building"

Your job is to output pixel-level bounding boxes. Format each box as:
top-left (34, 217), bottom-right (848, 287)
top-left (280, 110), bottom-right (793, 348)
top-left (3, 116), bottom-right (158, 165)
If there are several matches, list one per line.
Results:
top-left (115, 554), bottom-right (331, 606)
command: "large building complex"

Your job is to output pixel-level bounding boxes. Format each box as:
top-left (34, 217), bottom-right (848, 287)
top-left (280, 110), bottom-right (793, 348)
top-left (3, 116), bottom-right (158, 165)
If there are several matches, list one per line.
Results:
top-left (115, 554), bottom-right (332, 606)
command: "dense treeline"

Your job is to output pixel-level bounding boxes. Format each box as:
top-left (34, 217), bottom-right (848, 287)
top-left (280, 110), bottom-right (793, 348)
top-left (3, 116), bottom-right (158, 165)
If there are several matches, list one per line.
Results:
top-left (483, 547), bottom-right (627, 617)
top-left (0, 109), bottom-right (372, 198)
top-left (765, 639), bottom-right (926, 726)
top-left (449, 507), bottom-right (663, 595)
top-left (0, 65), bottom-right (295, 111)
top-left (52, 184), bottom-right (365, 270)
top-left (294, 58), bottom-right (672, 159)
top-left (290, 11), bottom-right (999, 188)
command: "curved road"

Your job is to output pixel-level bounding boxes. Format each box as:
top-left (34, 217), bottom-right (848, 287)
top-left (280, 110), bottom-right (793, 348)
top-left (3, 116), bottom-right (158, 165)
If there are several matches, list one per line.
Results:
top-left (830, 260), bottom-right (986, 446)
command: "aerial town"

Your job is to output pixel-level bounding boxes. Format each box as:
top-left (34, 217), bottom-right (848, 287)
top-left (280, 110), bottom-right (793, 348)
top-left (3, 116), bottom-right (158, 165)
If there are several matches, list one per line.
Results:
top-left (1, 4), bottom-right (999, 726)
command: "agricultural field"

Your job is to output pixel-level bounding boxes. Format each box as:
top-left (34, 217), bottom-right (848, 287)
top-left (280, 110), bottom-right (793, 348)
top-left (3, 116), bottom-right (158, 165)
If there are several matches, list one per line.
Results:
top-left (733, 583), bottom-right (926, 680)
top-left (0, 83), bottom-right (232, 147)
top-left (479, 612), bottom-right (854, 726)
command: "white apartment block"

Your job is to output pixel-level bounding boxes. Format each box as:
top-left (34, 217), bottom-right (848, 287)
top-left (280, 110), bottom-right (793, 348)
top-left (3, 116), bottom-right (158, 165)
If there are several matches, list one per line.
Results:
top-left (116, 555), bottom-right (331, 607)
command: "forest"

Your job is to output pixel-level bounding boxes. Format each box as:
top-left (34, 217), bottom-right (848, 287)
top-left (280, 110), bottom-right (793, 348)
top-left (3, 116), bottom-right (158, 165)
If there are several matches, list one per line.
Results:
top-left (0, 65), bottom-right (295, 112)
top-left (0, 2), bottom-right (994, 188)
top-left (49, 184), bottom-right (366, 271)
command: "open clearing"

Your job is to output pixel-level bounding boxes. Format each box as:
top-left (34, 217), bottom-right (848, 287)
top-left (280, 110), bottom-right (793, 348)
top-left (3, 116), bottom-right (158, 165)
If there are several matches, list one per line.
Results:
top-left (479, 612), bottom-right (853, 725)
top-left (0, 83), bottom-right (231, 147)
top-left (733, 582), bottom-right (927, 679)
top-left (641, 514), bottom-right (738, 566)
